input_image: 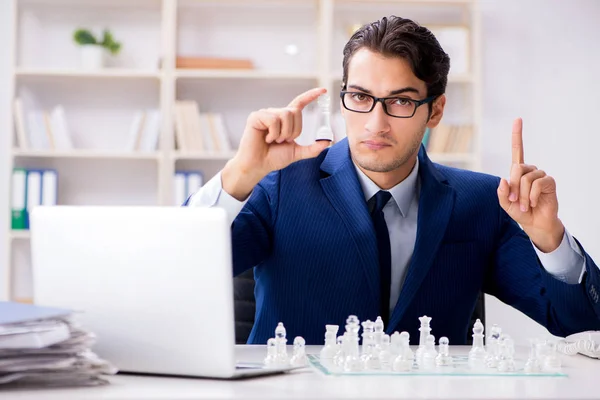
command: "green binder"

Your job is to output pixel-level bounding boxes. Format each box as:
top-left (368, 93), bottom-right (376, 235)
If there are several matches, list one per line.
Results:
top-left (11, 168), bottom-right (27, 230)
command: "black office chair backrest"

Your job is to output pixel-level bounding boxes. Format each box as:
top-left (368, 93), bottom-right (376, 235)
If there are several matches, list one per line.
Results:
top-left (233, 270), bottom-right (485, 345)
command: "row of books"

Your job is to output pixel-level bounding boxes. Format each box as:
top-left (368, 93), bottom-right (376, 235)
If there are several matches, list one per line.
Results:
top-left (13, 99), bottom-right (73, 151)
top-left (125, 109), bottom-right (161, 152)
top-left (424, 123), bottom-right (473, 154)
top-left (11, 168), bottom-right (58, 230)
top-left (174, 170), bottom-right (204, 206)
top-left (173, 101), bottom-right (233, 153)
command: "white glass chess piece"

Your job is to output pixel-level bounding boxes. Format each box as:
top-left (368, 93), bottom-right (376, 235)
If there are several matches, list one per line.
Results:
top-left (332, 335), bottom-right (346, 370)
top-left (390, 332), bottom-right (402, 358)
top-left (485, 324), bottom-right (502, 368)
top-left (378, 334), bottom-right (392, 370)
top-left (374, 317), bottom-right (385, 347)
top-left (422, 334), bottom-right (438, 370)
top-left (524, 338), bottom-right (542, 373)
top-left (320, 324), bottom-right (339, 361)
top-left (315, 93), bottom-right (334, 142)
top-left (497, 334), bottom-right (516, 372)
top-left (264, 338), bottom-right (277, 366)
top-left (542, 339), bottom-right (562, 373)
top-left (344, 315), bottom-right (363, 372)
top-left (468, 319), bottom-right (487, 370)
top-left (400, 331), bottom-right (414, 362)
top-left (416, 315), bottom-right (432, 365)
top-left (290, 336), bottom-right (308, 367)
top-left (435, 336), bottom-right (452, 367)
top-left (392, 333), bottom-right (413, 372)
top-left (360, 320), bottom-right (380, 370)
top-left (274, 322), bottom-right (289, 366)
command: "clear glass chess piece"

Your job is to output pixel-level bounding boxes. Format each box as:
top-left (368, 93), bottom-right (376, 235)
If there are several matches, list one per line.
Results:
top-left (378, 334), bottom-right (392, 370)
top-left (435, 336), bottom-right (452, 367)
top-left (390, 332), bottom-right (402, 358)
top-left (315, 93), bottom-right (334, 142)
top-left (497, 334), bottom-right (516, 372)
top-left (332, 335), bottom-right (346, 371)
top-left (320, 324), bottom-right (339, 362)
top-left (399, 331), bottom-right (414, 362)
top-left (290, 336), bottom-right (308, 367)
top-left (416, 315), bottom-right (432, 365)
top-left (422, 334), bottom-right (438, 370)
top-left (542, 339), bottom-right (562, 373)
top-left (360, 320), bottom-right (380, 370)
top-left (264, 338), bottom-right (277, 366)
top-left (392, 334), bottom-right (413, 372)
top-left (274, 322), bottom-right (289, 366)
top-left (524, 338), bottom-right (542, 373)
top-left (344, 315), bottom-right (363, 372)
top-left (468, 319), bottom-right (487, 370)
top-left (485, 324), bottom-right (502, 368)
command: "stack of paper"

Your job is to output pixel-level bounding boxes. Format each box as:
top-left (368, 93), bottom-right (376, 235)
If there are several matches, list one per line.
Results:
top-left (0, 302), bottom-right (117, 388)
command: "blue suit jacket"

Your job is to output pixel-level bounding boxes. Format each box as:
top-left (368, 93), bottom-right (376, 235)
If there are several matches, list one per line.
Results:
top-left (222, 138), bottom-right (600, 345)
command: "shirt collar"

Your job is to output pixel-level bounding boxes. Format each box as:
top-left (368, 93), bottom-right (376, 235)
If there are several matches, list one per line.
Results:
top-left (353, 157), bottom-right (420, 218)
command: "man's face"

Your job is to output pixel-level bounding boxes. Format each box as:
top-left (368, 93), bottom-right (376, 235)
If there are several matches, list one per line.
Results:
top-left (342, 48), bottom-right (445, 175)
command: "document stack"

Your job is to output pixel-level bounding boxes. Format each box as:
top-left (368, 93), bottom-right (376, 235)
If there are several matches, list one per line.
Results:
top-left (0, 301), bottom-right (117, 388)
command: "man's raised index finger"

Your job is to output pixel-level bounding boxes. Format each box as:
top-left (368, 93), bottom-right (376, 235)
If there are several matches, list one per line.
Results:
top-left (288, 87), bottom-right (327, 110)
top-left (512, 117), bottom-right (524, 164)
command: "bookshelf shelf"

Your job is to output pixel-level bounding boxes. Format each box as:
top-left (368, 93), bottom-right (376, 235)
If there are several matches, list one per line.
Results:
top-left (12, 150), bottom-right (162, 160)
top-left (4, 0), bottom-right (482, 303)
top-left (173, 151), bottom-right (237, 161)
top-left (175, 69), bottom-right (319, 81)
top-left (15, 68), bottom-right (162, 80)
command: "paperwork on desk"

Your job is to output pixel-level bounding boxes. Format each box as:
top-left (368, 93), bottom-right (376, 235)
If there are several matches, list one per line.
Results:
top-left (0, 301), bottom-right (117, 388)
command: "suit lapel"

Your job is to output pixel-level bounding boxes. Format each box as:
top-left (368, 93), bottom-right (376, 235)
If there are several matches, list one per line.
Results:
top-left (320, 140), bottom-right (380, 309)
top-left (387, 146), bottom-right (455, 333)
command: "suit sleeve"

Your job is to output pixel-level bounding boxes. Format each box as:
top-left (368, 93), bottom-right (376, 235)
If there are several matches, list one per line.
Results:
top-left (229, 171), bottom-right (280, 277)
top-left (485, 206), bottom-right (600, 337)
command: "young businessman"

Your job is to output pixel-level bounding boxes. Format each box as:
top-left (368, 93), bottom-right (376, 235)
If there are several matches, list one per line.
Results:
top-left (187, 16), bottom-right (600, 345)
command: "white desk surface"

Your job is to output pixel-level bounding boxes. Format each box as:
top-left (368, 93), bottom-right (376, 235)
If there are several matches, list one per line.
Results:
top-left (4, 345), bottom-right (599, 400)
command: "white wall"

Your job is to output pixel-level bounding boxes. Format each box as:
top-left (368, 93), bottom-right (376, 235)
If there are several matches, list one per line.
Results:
top-left (0, 0), bottom-right (598, 341)
top-left (480, 0), bottom-right (600, 344)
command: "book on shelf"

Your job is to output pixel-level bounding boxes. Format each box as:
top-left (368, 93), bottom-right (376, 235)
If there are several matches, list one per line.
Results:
top-left (126, 109), bottom-right (161, 152)
top-left (426, 123), bottom-right (473, 154)
top-left (11, 168), bottom-right (58, 230)
top-left (13, 98), bottom-right (73, 151)
top-left (176, 56), bottom-right (254, 70)
top-left (173, 100), bottom-right (232, 154)
top-left (174, 170), bottom-right (203, 206)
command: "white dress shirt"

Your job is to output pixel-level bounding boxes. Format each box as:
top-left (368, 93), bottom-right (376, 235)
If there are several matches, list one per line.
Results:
top-left (188, 160), bottom-right (589, 313)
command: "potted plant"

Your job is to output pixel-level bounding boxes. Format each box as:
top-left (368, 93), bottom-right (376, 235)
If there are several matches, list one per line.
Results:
top-left (73, 28), bottom-right (121, 69)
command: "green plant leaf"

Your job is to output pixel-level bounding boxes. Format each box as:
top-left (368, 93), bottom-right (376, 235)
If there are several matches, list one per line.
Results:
top-left (100, 29), bottom-right (122, 55)
top-left (73, 29), bottom-right (97, 45)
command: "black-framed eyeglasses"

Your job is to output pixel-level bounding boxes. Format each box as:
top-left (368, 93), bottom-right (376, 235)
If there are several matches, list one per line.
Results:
top-left (340, 90), bottom-right (437, 118)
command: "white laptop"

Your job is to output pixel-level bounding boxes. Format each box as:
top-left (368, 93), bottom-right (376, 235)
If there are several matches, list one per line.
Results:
top-left (29, 205), bottom-right (300, 379)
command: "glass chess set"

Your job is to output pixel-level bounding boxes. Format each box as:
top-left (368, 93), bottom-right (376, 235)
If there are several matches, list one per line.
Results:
top-left (262, 315), bottom-right (570, 377)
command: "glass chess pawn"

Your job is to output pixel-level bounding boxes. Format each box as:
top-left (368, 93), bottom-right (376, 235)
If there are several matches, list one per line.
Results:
top-left (315, 93), bottom-right (334, 142)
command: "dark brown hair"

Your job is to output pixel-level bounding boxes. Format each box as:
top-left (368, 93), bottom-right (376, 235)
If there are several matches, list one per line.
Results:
top-left (342, 15), bottom-right (450, 98)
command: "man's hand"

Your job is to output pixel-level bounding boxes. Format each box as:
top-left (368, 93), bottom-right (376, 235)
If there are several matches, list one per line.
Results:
top-left (497, 118), bottom-right (565, 253)
top-left (222, 87), bottom-right (331, 201)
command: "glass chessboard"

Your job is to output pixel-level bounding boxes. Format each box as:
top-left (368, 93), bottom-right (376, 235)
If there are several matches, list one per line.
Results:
top-left (307, 355), bottom-right (568, 377)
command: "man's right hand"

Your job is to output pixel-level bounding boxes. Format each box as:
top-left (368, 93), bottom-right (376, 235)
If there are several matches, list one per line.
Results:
top-left (222, 87), bottom-right (332, 201)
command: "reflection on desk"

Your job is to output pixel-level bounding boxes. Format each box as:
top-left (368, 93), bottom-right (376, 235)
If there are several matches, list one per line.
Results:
top-left (4, 345), bottom-right (600, 400)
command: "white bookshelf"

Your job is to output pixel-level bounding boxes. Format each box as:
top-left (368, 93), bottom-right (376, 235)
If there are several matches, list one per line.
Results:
top-left (3, 0), bottom-right (482, 302)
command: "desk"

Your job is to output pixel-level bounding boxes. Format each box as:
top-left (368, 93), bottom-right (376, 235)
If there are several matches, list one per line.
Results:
top-left (5, 345), bottom-right (599, 400)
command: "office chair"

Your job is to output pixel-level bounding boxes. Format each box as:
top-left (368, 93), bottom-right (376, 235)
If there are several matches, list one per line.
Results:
top-left (233, 269), bottom-right (486, 345)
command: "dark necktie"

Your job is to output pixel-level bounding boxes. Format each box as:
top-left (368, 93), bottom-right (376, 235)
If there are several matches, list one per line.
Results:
top-left (368, 190), bottom-right (392, 325)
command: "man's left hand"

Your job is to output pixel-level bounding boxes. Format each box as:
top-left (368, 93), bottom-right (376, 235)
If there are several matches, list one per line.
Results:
top-left (497, 117), bottom-right (565, 253)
